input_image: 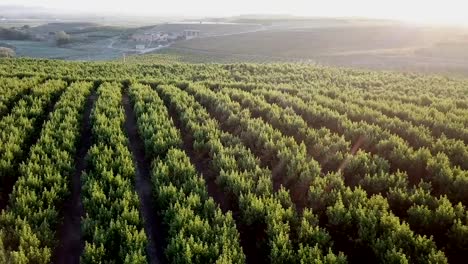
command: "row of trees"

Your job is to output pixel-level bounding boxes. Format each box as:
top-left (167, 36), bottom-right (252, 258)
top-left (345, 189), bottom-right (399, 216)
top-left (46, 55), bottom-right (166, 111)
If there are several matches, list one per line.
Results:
top-left (317, 79), bottom-right (468, 111)
top-left (188, 83), bottom-right (322, 204)
top-left (0, 59), bottom-right (466, 263)
top-left (294, 90), bottom-right (468, 168)
top-left (322, 88), bottom-right (468, 142)
top-left (1, 58), bottom-right (467, 100)
top-left (129, 83), bottom-right (246, 263)
top-left (181, 82), bottom-right (448, 263)
top-left (156, 83), bottom-right (345, 263)
top-left (0, 60), bottom-right (466, 109)
top-left (0, 79), bottom-right (65, 208)
top-left (0, 28), bottom-right (32, 41)
top-left (221, 86), bottom-right (360, 173)
top-left (0, 82), bottom-right (92, 263)
top-left (0, 77), bottom-right (38, 119)
top-left (0, 58), bottom-right (239, 84)
top-left (81, 83), bottom-right (148, 263)
top-left (209, 83), bottom-right (468, 262)
top-left (244, 86), bottom-right (468, 208)
top-left (218, 86), bottom-right (406, 191)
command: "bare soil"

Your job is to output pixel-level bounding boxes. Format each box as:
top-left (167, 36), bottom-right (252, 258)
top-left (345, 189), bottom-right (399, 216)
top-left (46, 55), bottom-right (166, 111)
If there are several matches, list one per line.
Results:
top-left (186, 87), bottom-right (309, 212)
top-left (0, 87), bottom-right (62, 211)
top-left (122, 89), bottom-right (165, 264)
top-left (164, 102), bottom-right (232, 213)
top-left (227, 96), bottom-right (310, 212)
top-left (53, 88), bottom-right (96, 264)
top-left (158, 86), bottom-right (267, 264)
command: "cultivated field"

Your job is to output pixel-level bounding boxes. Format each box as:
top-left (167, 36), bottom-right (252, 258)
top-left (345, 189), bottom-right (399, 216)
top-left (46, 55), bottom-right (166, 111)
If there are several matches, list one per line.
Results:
top-left (172, 25), bottom-right (468, 75)
top-left (3, 18), bottom-right (468, 77)
top-left (0, 58), bottom-right (467, 263)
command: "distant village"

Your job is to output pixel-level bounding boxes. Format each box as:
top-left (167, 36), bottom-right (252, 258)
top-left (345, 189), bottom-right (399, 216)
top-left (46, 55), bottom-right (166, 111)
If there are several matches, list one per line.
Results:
top-left (130, 29), bottom-right (200, 50)
top-left (1, 21), bottom-right (205, 52)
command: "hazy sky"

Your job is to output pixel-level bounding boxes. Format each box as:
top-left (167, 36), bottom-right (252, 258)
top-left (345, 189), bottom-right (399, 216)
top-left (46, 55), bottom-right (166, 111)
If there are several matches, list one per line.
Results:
top-left (4, 0), bottom-right (468, 24)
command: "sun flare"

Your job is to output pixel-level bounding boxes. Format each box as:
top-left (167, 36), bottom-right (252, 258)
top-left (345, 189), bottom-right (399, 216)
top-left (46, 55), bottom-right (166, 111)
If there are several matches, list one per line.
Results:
top-left (3, 0), bottom-right (468, 26)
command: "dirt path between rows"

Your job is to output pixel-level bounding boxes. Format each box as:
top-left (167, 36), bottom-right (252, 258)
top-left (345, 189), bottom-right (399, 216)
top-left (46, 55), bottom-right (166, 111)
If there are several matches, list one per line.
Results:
top-left (157, 86), bottom-right (266, 264)
top-left (164, 103), bottom-right (232, 213)
top-left (0, 87), bottom-right (63, 211)
top-left (185, 86), bottom-right (315, 213)
top-left (53, 88), bottom-right (96, 264)
top-left (122, 89), bottom-right (165, 264)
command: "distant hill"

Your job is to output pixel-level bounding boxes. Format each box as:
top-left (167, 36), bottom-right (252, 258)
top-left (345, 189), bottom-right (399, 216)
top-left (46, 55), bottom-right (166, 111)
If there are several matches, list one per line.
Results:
top-left (30, 22), bottom-right (101, 34)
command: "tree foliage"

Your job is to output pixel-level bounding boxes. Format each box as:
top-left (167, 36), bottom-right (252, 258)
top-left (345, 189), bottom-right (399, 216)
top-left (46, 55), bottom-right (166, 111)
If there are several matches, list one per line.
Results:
top-left (0, 81), bottom-right (92, 263)
top-left (55, 31), bottom-right (71, 46)
top-left (0, 60), bottom-right (466, 263)
top-left (81, 82), bottom-right (147, 263)
top-left (130, 83), bottom-right (245, 263)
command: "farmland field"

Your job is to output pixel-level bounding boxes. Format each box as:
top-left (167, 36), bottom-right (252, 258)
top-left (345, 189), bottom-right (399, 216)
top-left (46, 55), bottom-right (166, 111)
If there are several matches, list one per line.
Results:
top-left (170, 25), bottom-right (468, 76)
top-left (0, 58), bottom-right (467, 264)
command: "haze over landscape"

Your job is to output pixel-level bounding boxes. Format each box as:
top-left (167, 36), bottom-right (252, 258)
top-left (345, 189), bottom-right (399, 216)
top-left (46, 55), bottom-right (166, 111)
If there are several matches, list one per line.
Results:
top-left (0, 1), bottom-right (468, 264)
top-left (3, 0), bottom-right (468, 24)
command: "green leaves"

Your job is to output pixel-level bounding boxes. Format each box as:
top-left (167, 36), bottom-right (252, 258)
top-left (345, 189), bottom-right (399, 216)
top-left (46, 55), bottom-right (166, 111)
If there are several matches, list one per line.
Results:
top-left (0, 79), bottom-right (66, 206)
top-left (0, 81), bottom-right (91, 263)
top-left (81, 82), bottom-right (147, 263)
top-left (159, 84), bottom-right (345, 262)
top-left (0, 59), bottom-right (467, 263)
top-left (131, 83), bottom-right (245, 263)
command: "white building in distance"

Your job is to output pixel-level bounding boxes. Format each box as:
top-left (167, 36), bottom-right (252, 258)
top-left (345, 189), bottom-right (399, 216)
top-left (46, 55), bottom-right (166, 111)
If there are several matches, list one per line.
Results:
top-left (184, 30), bottom-right (200, 40)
